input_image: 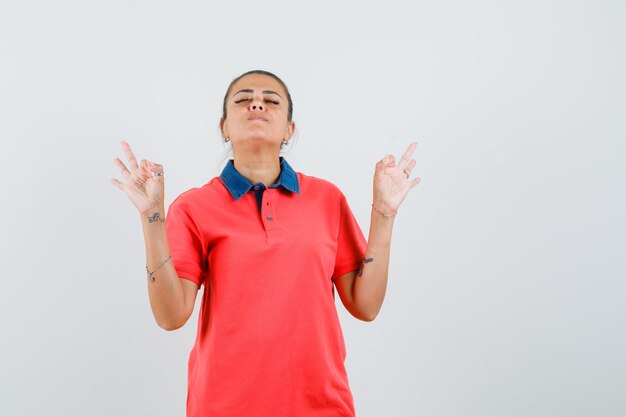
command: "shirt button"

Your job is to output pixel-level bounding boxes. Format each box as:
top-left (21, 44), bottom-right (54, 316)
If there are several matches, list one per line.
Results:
top-left (266, 202), bottom-right (271, 207)
top-left (267, 216), bottom-right (273, 221)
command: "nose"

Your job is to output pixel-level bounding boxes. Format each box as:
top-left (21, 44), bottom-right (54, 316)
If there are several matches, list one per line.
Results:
top-left (248, 97), bottom-right (264, 112)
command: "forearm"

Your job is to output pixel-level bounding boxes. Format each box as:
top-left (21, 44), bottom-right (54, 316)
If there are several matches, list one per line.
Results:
top-left (141, 207), bottom-right (186, 330)
top-left (352, 209), bottom-right (394, 320)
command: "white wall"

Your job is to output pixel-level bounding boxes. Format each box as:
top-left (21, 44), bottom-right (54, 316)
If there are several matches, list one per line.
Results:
top-left (1, 1), bottom-right (624, 416)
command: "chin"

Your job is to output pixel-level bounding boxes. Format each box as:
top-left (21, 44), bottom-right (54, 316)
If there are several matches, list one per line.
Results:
top-left (234, 134), bottom-right (281, 148)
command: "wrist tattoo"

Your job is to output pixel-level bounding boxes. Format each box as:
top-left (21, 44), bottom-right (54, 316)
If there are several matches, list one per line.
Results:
top-left (147, 212), bottom-right (165, 223)
top-left (357, 257), bottom-right (374, 277)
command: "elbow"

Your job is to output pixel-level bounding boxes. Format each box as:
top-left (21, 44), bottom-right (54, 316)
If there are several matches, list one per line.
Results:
top-left (361, 313), bottom-right (377, 322)
top-left (157, 316), bottom-right (188, 331)
top-left (349, 301), bottom-right (381, 322)
top-left (159, 322), bottom-right (183, 331)
top-left (356, 309), bottom-right (379, 322)
top-left (154, 305), bottom-right (194, 331)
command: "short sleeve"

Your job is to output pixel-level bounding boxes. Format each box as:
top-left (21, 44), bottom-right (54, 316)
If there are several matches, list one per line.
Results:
top-left (332, 193), bottom-right (368, 280)
top-left (165, 197), bottom-right (208, 287)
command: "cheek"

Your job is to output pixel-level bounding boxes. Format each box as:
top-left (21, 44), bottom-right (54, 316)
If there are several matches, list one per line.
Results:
top-left (273, 121), bottom-right (290, 134)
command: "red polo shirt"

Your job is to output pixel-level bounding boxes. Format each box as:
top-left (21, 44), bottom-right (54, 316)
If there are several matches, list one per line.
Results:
top-left (166, 159), bottom-right (367, 417)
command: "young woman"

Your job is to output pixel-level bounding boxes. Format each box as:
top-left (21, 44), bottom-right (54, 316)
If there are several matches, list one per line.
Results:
top-left (112, 70), bottom-right (420, 417)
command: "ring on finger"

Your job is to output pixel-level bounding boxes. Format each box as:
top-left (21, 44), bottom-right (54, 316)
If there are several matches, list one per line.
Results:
top-left (152, 172), bottom-right (164, 177)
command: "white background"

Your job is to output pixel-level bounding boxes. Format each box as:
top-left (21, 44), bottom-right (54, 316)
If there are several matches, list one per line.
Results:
top-left (1, 1), bottom-right (625, 416)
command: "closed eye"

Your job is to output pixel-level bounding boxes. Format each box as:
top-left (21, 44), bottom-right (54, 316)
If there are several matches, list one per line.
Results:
top-left (233, 97), bottom-right (280, 105)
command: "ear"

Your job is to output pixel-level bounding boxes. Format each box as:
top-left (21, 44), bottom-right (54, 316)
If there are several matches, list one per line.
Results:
top-left (220, 117), bottom-right (228, 139)
top-left (284, 120), bottom-right (296, 141)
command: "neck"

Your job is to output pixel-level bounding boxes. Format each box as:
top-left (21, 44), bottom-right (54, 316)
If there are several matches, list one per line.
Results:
top-left (232, 146), bottom-right (281, 186)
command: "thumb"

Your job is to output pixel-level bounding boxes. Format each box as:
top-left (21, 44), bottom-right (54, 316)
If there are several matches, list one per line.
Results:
top-left (375, 155), bottom-right (394, 175)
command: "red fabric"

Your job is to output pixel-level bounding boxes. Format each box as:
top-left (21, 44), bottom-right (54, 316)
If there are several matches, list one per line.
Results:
top-left (165, 173), bottom-right (367, 417)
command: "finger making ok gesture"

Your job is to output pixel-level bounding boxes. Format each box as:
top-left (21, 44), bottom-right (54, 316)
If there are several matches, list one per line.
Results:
top-left (372, 142), bottom-right (421, 217)
top-left (111, 141), bottom-right (166, 215)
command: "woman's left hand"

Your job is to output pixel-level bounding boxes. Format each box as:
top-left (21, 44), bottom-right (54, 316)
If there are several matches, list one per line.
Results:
top-left (372, 142), bottom-right (421, 215)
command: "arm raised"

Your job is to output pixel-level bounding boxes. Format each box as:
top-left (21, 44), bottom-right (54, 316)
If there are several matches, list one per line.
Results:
top-left (112, 141), bottom-right (199, 330)
top-left (335, 142), bottom-right (420, 322)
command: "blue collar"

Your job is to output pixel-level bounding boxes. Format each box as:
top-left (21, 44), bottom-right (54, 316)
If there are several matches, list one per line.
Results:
top-left (219, 157), bottom-right (300, 200)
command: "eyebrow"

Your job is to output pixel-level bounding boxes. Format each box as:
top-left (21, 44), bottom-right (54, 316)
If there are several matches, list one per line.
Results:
top-left (233, 89), bottom-right (282, 98)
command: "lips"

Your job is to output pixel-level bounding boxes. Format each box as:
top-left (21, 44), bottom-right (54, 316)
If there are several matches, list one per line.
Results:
top-left (247, 113), bottom-right (267, 121)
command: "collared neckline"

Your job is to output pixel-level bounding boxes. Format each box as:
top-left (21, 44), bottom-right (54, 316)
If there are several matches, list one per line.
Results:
top-left (220, 157), bottom-right (300, 200)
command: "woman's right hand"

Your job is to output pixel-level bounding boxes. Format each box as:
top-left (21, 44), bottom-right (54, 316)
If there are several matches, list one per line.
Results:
top-left (111, 141), bottom-right (165, 215)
